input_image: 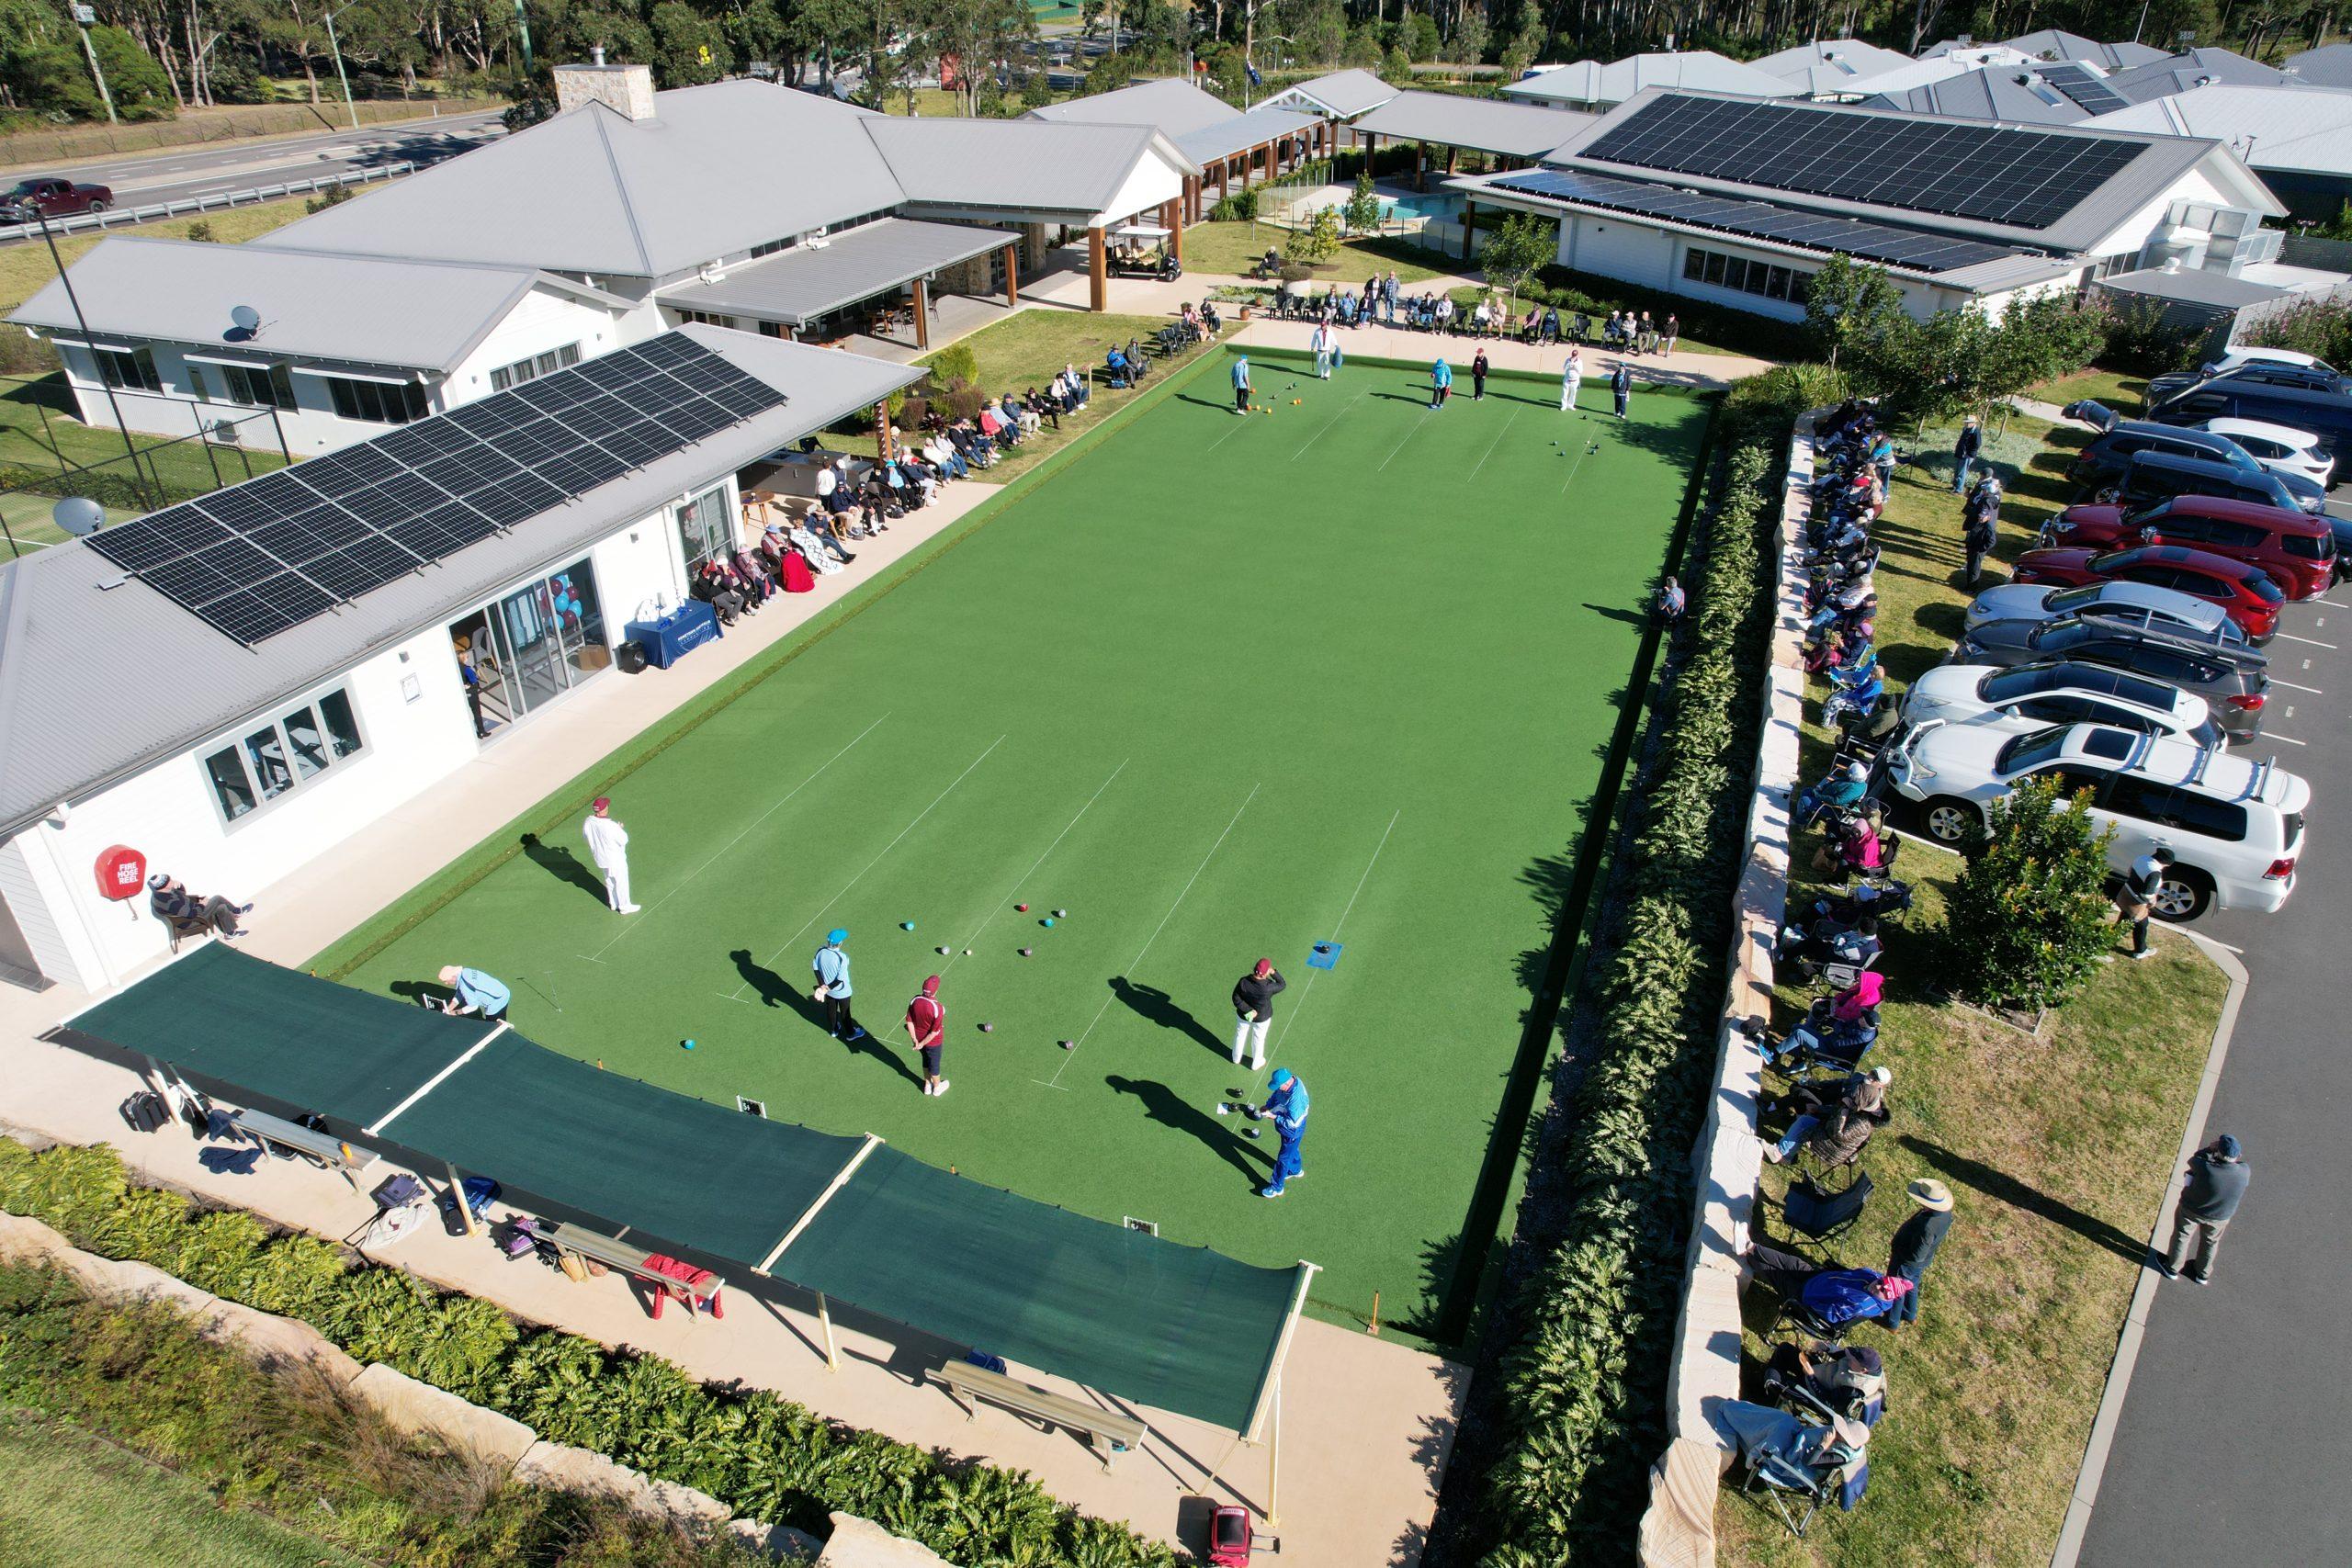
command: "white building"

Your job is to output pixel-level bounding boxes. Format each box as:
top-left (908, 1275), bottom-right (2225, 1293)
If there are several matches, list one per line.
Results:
top-left (1451, 89), bottom-right (2286, 323)
top-left (0, 326), bottom-right (917, 993)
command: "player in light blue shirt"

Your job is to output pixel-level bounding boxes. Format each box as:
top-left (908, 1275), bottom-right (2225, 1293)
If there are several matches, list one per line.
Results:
top-left (435, 964), bottom-right (510, 1020)
top-left (812, 929), bottom-right (865, 1042)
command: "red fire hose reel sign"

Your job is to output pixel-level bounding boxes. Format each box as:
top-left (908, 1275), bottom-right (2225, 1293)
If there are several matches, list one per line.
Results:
top-left (95, 844), bottom-right (147, 901)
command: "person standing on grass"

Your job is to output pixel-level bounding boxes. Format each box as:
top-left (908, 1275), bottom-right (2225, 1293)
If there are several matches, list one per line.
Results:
top-left (2163, 1134), bottom-right (2249, 1285)
top-left (1472, 345), bottom-right (1490, 401)
top-left (905, 975), bottom-right (948, 1098)
top-left (1611, 357), bottom-right (1634, 419)
top-left (1430, 355), bottom-right (1453, 410)
top-left (1257, 1068), bottom-right (1310, 1198)
top-left (580, 796), bottom-right (640, 915)
top-left (2116, 848), bottom-right (2172, 961)
top-left (1561, 345), bottom-right (1584, 412)
top-left (1885, 1179), bottom-right (1954, 1329)
top-left (1953, 413), bottom-right (1984, 493)
top-left (1662, 313), bottom-right (1679, 355)
top-left (1231, 353), bottom-right (1253, 415)
top-left (1230, 957), bottom-right (1287, 1069)
top-left (1311, 321), bottom-right (1333, 379)
top-left (811, 929), bottom-right (865, 1043)
top-left (1962, 472), bottom-right (2001, 586)
top-left (432, 964), bottom-right (510, 1021)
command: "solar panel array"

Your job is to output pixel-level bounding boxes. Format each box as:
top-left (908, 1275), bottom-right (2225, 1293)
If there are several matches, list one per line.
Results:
top-left (88, 334), bottom-right (786, 646)
top-left (1581, 95), bottom-right (2146, 231)
top-left (1488, 167), bottom-right (2023, 275)
top-left (2032, 62), bottom-right (2132, 117)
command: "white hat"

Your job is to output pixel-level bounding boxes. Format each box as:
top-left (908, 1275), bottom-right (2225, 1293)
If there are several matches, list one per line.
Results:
top-left (1869, 1066), bottom-right (1893, 1085)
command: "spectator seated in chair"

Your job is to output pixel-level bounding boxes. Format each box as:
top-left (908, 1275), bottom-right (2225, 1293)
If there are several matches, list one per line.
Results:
top-left (148, 874), bottom-right (251, 946)
top-left (1104, 344), bottom-right (1134, 388)
top-left (1025, 387), bottom-right (1060, 433)
top-left (691, 559), bottom-right (746, 624)
top-left (1763, 1066), bottom-right (1892, 1166)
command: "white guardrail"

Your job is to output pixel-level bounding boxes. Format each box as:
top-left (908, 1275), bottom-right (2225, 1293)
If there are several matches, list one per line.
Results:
top-left (0, 160), bottom-right (413, 245)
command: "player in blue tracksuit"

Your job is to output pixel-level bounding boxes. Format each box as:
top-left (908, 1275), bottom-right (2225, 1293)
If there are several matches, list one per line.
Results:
top-left (1231, 354), bottom-right (1253, 415)
top-left (1430, 356), bottom-right (1453, 410)
top-left (1258, 1068), bottom-right (1310, 1198)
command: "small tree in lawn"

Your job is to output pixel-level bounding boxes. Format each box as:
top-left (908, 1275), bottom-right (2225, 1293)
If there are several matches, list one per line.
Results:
top-left (1941, 773), bottom-right (2119, 1011)
top-left (1480, 211), bottom-right (1553, 308)
top-left (1284, 205), bottom-right (1343, 266)
top-left (1343, 172), bottom-right (1382, 235)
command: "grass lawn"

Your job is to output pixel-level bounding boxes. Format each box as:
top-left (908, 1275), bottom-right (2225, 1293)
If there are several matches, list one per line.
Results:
top-left (0, 1409), bottom-right (370, 1568)
top-left (315, 348), bottom-right (1713, 1344)
top-left (1182, 220), bottom-right (1462, 285)
top-left (0, 490), bottom-right (139, 555)
top-left (1713, 407), bottom-right (2229, 1562)
top-left (2024, 365), bottom-right (2149, 417)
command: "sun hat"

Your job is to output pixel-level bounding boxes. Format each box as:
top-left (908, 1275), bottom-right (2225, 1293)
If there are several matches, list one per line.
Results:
top-left (1908, 1179), bottom-right (1954, 1212)
top-left (592, 796), bottom-right (610, 811)
top-left (1270, 1068), bottom-right (1294, 1088)
top-left (1869, 1066), bottom-right (1893, 1085)
top-left (826, 928), bottom-right (848, 943)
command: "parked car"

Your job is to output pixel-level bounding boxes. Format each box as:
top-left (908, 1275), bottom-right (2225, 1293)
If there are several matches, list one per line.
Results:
top-left (1901, 660), bottom-right (2225, 747)
top-left (2147, 375), bottom-right (2352, 462)
top-left (2101, 449), bottom-right (2315, 519)
top-left (0, 176), bottom-right (113, 222)
top-left (1945, 617), bottom-right (2270, 741)
top-left (2196, 345), bottom-right (2335, 380)
top-left (2007, 544), bottom-right (2284, 642)
top-left (2035, 496), bottom-right (2336, 599)
top-left (2059, 402), bottom-right (2327, 514)
top-left (2148, 360), bottom-right (2352, 405)
top-left (1884, 721), bottom-right (2307, 918)
top-left (2197, 416), bottom-right (2336, 489)
top-left (1963, 578), bottom-right (2250, 645)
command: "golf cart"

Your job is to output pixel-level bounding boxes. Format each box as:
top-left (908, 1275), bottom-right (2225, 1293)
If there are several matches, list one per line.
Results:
top-left (1106, 223), bottom-right (1182, 281)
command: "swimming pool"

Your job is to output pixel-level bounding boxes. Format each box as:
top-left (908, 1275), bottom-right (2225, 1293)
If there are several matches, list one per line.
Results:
top-left (1384, 190), bottom-right (1464, 221)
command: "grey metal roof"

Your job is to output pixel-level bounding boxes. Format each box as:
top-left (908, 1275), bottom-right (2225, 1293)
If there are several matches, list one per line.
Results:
top-left (2098, 265), bottom-right (2285, 307)
top-left (258, 80), bottom-right (904, 279)
top-left (866, 117), bottom-right (1193, 215)
top-left (1503, 52), bottom-right (1800, 106)
top-left (1749, 38), bottom-right (1914, 84)
top-left (2107, 48), bottom-right (2292, 104)
top-left (2090, 84), bottom-right (2352, 176)
top-left (2283, 42), bottom-right (2352, 87)
top-left (1172, 105), bottom-right (1318, 165)
top-left (1545, 88), bottom-right (2251, 252)
top-left (1268, 69), bottom-right (1396, 118)
top-left (1863, 66), bottom-right (2092, 124)
top-left (1351, 90), bottom-right (1596, 158)
top-left (0, 326), bottom-right (921, 836)
top-left (1027, 77), bottom-right (1241, 138)
top-left (2002, 30), bottom-right (2170, 70)
top-left (6, 236), bottom-right (607, 375)
top-left (658, 218), bottom-right (1016, 324)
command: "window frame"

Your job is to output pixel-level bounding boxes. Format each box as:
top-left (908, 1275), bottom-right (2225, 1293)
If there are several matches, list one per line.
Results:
top-left (93, 345), bottom-right (162, 394)
top-left (198, 680), bottom-right (369, 829)
top-left (323, 375), bottom-right (429, 425)
top-left (487, 341), bottom-right (583, 393)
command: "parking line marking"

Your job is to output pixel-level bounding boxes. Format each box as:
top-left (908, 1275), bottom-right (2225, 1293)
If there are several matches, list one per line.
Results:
top-left (2276, 633), bottom-right (2339, 649)
top-left (2264, 734), bottom-right (2308, 746)
top-left (2271, 679), bottom-right (2324, 693)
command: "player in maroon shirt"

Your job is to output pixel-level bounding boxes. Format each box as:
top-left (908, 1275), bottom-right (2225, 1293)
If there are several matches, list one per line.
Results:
top-left (905, 976), bottom-right (947, 1098)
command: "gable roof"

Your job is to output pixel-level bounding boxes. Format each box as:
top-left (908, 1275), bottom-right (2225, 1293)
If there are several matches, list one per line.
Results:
top-left (1503, 51), bottom-right (1798, 106)
top-left (1749, 38), bottom-right (1915, 84)
top-left (0, 328), bottom-right (921, 837)
top-left (2106, 47), bottom-right (2293, 104)
top-left (1027, 77), bottom-right (1240, 138)
top-left (1837, 48), bottom-right (2034, 98)
top-left (2090, 83), bottom-right (2352, 176)
top-left (1172, 104), bottom-right (1317, 165)
top-left (656, 218), bottom-right (1017, 324)
top-left (2282, 41), bottom-right (2352, 87)
top-left (1266, 68), bottom-right (1396, 118)
top-left (866, 118), bottom-right (1193, 214)
top-left (6, 236), bottom-right (615, 374)
top-left (259, 80), bottom-right (903, 278)
top-left (2002, 29), bottom-right (2169, 70)
top-left (1864, 64), bottom-right (2093, 124)
top-left (1351, 89), bottom-right (1596, 157)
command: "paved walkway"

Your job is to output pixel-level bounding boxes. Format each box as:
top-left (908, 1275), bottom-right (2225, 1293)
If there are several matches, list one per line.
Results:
top-left (0, 438), bottom-right (1465, 1565)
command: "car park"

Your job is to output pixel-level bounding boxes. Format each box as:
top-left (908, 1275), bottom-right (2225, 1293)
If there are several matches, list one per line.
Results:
top-left (2196, 345), bottom-right (2334, 379)
top-left (2061, 401), bottom-right (2329, 514)
top-left (2007, 544), bottom-right (2285, 642)
top-left (1963, 578), bottom-right (2250, 644)
top-left (2197, 417), bottom-right (2336, 489)
top-left (1883, 721), bottom-right (2308, 917)
top-left (1943, 617), bottom-right (2270, 741)
top-left (2101, 449), bottom-right (2315, 518)
top-left (2034, 496), bottom-right (2336, 599)
top-left (1900, 660), bottom-right (2224, 746)
top-left (2147, 374), bottom-right (2352, 462)
top-left (2148, 360), bottom-right (2352, 405)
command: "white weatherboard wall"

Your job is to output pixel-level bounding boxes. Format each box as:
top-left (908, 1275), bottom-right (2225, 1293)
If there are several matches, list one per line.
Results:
top-left (0, 492), bottom-right (700, 992)
top-left (441, 289), bottom-right (627, 409)
top-left (1086, 152), bottom-right (1189, 229)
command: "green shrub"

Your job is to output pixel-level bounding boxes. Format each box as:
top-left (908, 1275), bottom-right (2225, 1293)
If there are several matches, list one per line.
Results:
top-left (1207, 187), bottom-right (1259, 221)
top-left (1941, 772), bottom-right (2119, 1010)
top-left (0, 1138), bottom-right (1178, 1567)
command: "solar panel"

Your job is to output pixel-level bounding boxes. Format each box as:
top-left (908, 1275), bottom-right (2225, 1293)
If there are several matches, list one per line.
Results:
top-left (1580, 95), bottom-right (2144, 231)
top-left (2034, 62), bottom-right (2131, 115)
top-left (1489, 166), bottom-right (2027, 274)
top-left (84, 333), bottom-right (782, 644)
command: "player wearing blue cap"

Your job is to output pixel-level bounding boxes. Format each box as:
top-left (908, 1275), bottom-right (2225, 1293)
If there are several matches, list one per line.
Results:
top-left (812, 929), bottom-right (865, 1043)
top-left (2164, 1134), bottom-right (2249, 1285)
top-left (1429, 355), bottom-right (1453, 411)
top-left (1258, 1069), bottom-right (1310, 1198)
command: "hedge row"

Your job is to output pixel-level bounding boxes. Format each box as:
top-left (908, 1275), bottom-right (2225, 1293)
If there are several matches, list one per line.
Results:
top-left (1453, 396), bottom-right (1788, 1564)
top-left (0, 1138), bottom-right (1179, 1568)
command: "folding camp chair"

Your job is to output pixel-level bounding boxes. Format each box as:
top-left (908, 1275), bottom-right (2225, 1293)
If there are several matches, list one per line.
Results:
top-left (1781, 1171), bottom-right (1874, 1248)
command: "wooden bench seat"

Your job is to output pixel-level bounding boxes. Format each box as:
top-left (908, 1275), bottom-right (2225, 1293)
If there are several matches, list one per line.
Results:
top-left (542, 1223), bottom-right (724, 1314)
top-left (931, 1359), bottom-right (1148, 1472)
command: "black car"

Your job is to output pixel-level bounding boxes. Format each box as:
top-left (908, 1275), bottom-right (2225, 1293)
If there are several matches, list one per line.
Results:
top-left (2106, 449), bottom-right (2310, 519)
top-left (1945, 615), bottom-right (2270, 740)
top-left (2063, 400), bottom-right (2328, 513)
top-left (2148, 375), bottom-right (2352, 462)
top-left (2148, 360), bottom-right (2352, 404)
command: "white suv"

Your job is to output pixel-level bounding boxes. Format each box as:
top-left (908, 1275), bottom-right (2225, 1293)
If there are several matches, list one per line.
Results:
top-left (1884, 720), bottom-right (2308, 918)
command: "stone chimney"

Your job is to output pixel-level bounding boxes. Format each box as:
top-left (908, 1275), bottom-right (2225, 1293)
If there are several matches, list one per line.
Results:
top-left (553, 51), bottom-right (657, 120)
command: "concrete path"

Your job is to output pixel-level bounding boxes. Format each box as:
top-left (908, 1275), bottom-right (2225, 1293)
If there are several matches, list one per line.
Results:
top-left (0, 447), bottom-right (1465, 1565)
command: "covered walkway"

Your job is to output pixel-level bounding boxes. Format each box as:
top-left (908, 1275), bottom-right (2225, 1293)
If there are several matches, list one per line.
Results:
top-left (660, 217), bottom-right (1021, 350)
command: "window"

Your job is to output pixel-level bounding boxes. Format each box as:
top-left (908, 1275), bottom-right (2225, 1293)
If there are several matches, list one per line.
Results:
top-left (324, 376), bottom-right (429, 424)
top-left (674, 309), bottom-right (729, 329)
top-left (488, 341), bottom-right (582, 392)
top-left (205, 362), bottom-right (298, 410)
top-left (757, 320), bottom-right (788, 339)
top-left (93, 346), bottom-right (162, 393)
top-left (676, 486), bottom-right (731, 574)
top-left (200, 682), bottom-right (368, 826)
top-left (1682, 245), bottom-right (1816, 307)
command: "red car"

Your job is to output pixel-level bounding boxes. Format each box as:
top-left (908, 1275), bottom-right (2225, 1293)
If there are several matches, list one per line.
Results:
top-left (0, 176), bottom-right (113, 222)
top-left (2037, 495), bottom-right (2336, 600)
top-left (2007, 544), bottom-right (2285, 643)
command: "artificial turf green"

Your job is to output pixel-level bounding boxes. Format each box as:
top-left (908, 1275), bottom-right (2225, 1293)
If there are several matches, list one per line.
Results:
top-left (320, 349), bottom-right (1710, 1342)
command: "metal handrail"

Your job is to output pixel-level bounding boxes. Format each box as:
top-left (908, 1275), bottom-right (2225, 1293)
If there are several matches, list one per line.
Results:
top-left (0, 160), bottom-right (414, 245)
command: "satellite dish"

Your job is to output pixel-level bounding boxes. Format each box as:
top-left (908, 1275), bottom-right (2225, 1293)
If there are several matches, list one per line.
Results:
top-left (230, 304), bottom-right (263, 334)
top-left (51, 496), bottom-right (105, 536)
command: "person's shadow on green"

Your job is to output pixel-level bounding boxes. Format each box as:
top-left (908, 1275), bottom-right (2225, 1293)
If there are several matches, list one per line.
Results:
top-left (1105, 1075), bottom-right (1268, 1189)
top-left (519, 832), bottom-right (606, 903)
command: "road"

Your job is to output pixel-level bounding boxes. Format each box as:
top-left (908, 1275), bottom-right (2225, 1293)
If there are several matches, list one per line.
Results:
top-left (2077, 518), bottom-right (2352, 1562)
top-left (3, 109), bottom-right (504, 223)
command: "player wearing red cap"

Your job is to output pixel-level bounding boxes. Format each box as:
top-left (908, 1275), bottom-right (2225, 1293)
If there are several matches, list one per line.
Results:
top-left (905, 976), bottom-right (947, 1097)
top-left (1229, 958), bottom-right (1286, 1070)
top-left (581, 795), bottom-right (638, 913)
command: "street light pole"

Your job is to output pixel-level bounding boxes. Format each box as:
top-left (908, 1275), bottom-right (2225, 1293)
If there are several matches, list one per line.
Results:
top-left (35, 210), bottom-right (156, 510)
top-left (323, 4), bottom-right (361, 131)
top-left (71, 4), bottom-right (118, 126)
